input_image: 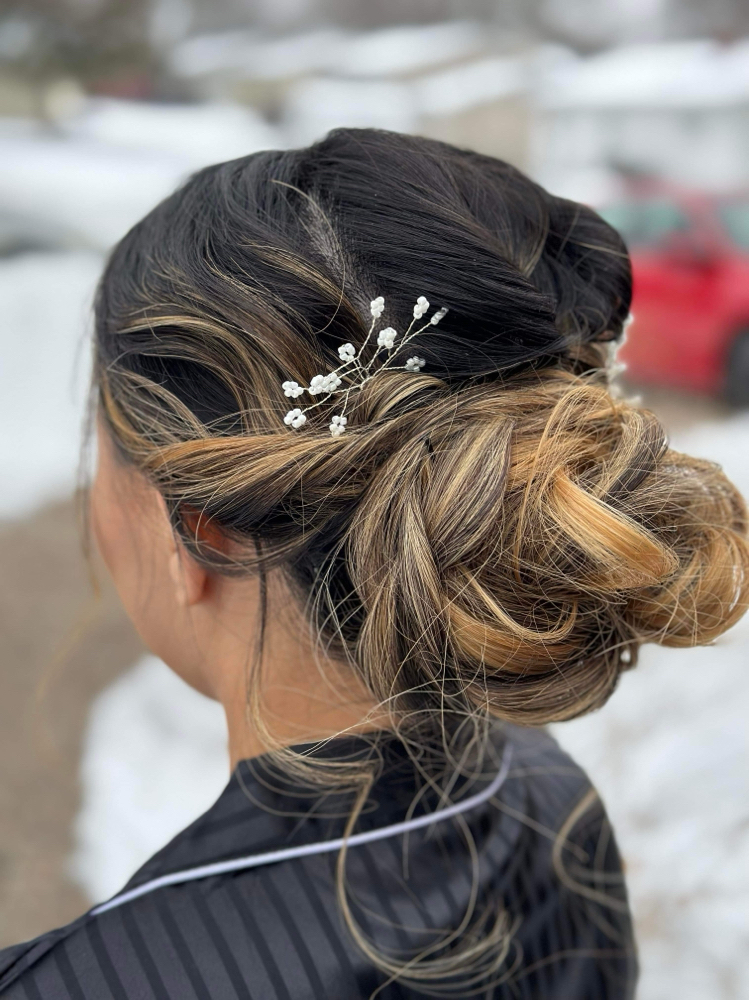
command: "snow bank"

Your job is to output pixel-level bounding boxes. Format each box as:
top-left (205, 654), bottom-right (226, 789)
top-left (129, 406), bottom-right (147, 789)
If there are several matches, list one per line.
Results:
top-left (334, 22), bottom-right (483, 79)
top-left (170, 28), bottom-right (345, 81)
top-left (415, 56), bottom-right (527, 118)
top-left (70, 655), bottom-right (228, 904)
top-left (540, 38), bottom-right (749, 110)
top-left (0, 126), bottom-right (184, 250)
top-left (283, 52), bottom-right (528, 145)
top-left (0, 251), bottom-right (101, 518)
top-left (554, 615), bottom-right (749, 999)
top-left (0, 102), bottom-right (282, 251)
top-left (170, 21), bottom-right (483, 83)
top-left (66, 98), bottom-right (279, 171)
top-left (0, 101), bottom-right (284, 516)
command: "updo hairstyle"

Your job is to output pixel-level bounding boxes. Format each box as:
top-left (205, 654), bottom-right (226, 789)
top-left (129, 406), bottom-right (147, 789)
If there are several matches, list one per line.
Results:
top-left (95, 127), bottom-right (748, 738)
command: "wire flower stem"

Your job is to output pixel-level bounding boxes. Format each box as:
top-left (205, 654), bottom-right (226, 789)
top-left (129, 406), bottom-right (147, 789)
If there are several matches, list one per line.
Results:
top-left (281, 295), bottom-right (447, 436)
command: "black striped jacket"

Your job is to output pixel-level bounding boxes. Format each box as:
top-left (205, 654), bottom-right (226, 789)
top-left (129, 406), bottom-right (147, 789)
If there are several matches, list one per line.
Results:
top-left (0, 725), bottom-right (637, 999)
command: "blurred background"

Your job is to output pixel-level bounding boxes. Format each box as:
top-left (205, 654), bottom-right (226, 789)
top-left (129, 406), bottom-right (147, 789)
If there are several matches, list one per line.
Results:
top-left (1, 0), bottom-right (748, 996)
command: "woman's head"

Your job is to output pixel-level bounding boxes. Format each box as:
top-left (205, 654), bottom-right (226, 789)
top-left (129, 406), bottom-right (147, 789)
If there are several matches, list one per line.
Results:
top-left (91, 127), bottom-right (748, 747)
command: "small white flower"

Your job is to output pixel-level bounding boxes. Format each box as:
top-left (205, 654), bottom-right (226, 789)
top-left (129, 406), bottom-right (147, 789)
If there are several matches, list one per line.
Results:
top-left (413, 295), bottom-right (430, 319)
top-left (284, 408), bottom-right (307, 428)
top-left (376, 327), bottom-right (397, 350)
top-left (282, 380), bottom-right (304, 398)
top-left (370, 296), bottom-right (385, 318)
top-left (310, 372), bottom-right (342, 395)
top-left (405, 356), bottom-right (426, 371)
top-left (329, 414), bottom-right (348, 436)
top-left (430, 306), bottom-right (448, 325)
top-left (338, 343), bottom-right (356, 361)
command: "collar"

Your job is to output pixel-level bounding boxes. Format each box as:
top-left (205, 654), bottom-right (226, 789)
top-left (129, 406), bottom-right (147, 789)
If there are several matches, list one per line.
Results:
top-left (117, 730), bottom-right (506, 897)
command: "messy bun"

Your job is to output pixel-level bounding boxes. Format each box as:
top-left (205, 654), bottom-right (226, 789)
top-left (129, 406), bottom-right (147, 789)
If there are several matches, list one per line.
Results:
top-left (94, 127), bottom-right (748, 987)
top-left (348, 370), bottom-right (747, 727)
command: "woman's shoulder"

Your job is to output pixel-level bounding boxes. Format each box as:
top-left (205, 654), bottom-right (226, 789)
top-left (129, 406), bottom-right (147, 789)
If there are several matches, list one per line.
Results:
top-left (503, 722), bottom-right (598, 817)
top-left (0, 725), bottom-right (635, 999)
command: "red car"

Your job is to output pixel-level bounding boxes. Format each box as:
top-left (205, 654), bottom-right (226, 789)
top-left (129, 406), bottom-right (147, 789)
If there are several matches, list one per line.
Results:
top-left (600, 187), bottom-right (749, 405)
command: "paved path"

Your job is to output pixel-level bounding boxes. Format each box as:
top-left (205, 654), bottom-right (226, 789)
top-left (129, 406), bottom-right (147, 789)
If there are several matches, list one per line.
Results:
top-left (0, 500), bottom-right (141, 944)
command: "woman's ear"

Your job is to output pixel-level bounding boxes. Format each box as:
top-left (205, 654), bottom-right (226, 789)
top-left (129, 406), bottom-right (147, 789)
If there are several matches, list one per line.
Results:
top-left (168, 506), bottom-right (227, 608)
top-left (168, 540), bottom-right (208, 608)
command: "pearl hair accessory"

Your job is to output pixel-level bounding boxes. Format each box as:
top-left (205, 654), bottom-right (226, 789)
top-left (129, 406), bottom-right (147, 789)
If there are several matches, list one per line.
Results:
top-left (281, 295), bottom-right (448, 436)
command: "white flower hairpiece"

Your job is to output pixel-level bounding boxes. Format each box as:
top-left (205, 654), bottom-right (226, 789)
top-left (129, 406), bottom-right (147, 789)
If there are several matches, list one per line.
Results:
top-left (281, 295), bottom-right (448, 437)
top-left (283, 407), bottom-right (307, 428)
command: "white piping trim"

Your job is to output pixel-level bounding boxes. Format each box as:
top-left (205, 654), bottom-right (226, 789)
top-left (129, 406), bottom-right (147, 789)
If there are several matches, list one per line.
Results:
top-left (91, 745), bottom-right (512, 917)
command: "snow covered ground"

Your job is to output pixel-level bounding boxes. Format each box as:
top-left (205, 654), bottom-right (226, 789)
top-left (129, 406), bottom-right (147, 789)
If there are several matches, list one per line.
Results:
top-left (0, 106), bottom-right (281, 254)
top-left (553, 614), bottom-right (749, 1000)
top-left (0, 251), bottom-right (101, 518)
top-left (69, 655), bottom-right (228, 903)
top-left (0, 102), bottom-right (282, 518)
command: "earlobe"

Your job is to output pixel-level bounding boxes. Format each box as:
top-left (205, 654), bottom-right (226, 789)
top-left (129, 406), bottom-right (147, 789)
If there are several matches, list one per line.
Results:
top-left (169, 541), bottom-right (208, 607)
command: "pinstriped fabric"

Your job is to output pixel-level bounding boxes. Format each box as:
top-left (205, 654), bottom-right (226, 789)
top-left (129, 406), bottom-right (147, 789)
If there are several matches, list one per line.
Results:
top-left (19, 980), bottom-right (43, 1000)
top-left (119, 904), bottom-right (171, 1000)
top-left (0, 725), bottom-right (637, 999)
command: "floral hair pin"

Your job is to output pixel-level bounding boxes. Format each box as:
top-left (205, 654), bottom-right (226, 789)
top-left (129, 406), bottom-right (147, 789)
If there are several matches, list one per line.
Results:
top-left (282, 295), bottom-right (448, 436)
